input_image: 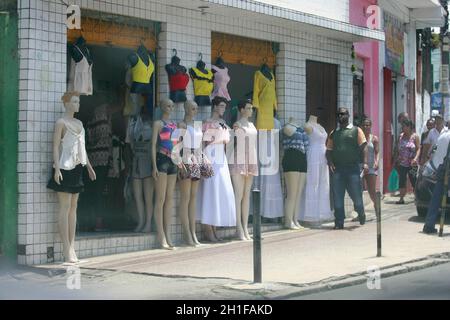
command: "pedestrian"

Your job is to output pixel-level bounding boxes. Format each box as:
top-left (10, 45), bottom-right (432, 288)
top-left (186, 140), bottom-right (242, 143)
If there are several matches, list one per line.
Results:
top-left (422, 130), bottom-right (450, 234)
top-left (419, 118), bottom-right (435, 165)
top-left (421, 113), bottom-right (448, 164)
top-left (393, 119), bottom-right (420, 204)
top-left (361, 118), bottom-right (380, 212)
top-left (326, 107), bottom-right (368, 230)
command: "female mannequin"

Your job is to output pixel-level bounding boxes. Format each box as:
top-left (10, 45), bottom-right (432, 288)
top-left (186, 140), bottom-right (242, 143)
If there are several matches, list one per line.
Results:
top-left (189, 57), bottom-right (214, 107)
top-left (211, 56), bottom-right (231, 102)
top-left (47, 92), bottom-right (96, 263)
top-left (178, 100), bottom-right (203, 246)
top-left (230, 100), bottom-right (258, 240)
top-left (126, 105), bottom-right (154, 233)
top-left (301, 115), bottom-right (333, 225)
top-left (166, 53), bottom-right (189, 103)
top-left (197, 96), bottom-right (236, 241)
top-left (253, 63), bottom-right (277, 130)
top-left (152, 99), bottom-right (178, 249)
top-left (282, 117), bottom-right (309, 229)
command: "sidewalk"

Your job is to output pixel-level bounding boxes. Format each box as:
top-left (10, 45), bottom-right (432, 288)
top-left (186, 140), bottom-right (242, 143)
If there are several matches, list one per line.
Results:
top-left (15, 194), bottom-right (446, 299)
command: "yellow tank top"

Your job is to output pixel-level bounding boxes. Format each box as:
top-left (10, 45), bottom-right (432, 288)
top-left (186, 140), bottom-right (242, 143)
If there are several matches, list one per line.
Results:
top-left (131, 54), bottom-right (154, 84)
top-left (191, 67), bottom-right (214, 96)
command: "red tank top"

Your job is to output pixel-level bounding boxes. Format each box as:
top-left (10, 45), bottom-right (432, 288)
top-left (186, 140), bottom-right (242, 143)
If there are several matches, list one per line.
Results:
top-left (169, 72), bottom-right (189, 91)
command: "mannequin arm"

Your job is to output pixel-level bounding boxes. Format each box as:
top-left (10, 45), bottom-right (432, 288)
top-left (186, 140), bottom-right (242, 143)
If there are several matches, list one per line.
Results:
top-left (52, 119), bottom-right (65, 184)
top-left (85, 157), bottom-right (97, 181)
top-left (152, 120), bottom-right (162, 180)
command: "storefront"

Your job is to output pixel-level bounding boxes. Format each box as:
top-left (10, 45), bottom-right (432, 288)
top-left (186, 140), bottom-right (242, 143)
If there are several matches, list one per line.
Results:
top-left (13, 0), bottom-right (384, 265)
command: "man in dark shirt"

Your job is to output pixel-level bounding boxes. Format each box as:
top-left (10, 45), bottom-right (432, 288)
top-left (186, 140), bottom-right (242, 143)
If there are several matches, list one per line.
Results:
top-left (326, 107), bottom-right (368, 229)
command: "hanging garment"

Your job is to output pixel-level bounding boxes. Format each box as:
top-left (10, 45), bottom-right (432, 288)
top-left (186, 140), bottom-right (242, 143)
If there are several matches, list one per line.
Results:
top-left (131, 53), bottom-right (154, 84)
top-left (169, 70), bottom-right (190, 92)
top-left (191, 67), bottom-right (214, 97)
top-left (299, 123), bottom-right (334, 224)
top-left (86, 104), bottom-right (112, 168)
top-left (211, 65), bottom-right (231, 101)
top-left (68, 45), bottom-right (93, 95)
top-left (253, 70), bottom-right (277, 130)
top-left (259, 118), bottom-right (284, 218)
top-left (196, 120), bottom-right (236, 227)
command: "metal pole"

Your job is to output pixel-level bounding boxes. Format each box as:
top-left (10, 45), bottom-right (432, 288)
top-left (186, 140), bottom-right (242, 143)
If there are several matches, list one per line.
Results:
top-left (252, 187), bottom-right (262, 283)
top-left (376, 192), bottom-right (382, 257)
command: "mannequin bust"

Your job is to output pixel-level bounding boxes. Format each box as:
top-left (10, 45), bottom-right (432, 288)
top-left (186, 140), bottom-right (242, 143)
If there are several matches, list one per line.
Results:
top-left (47, 92), bottom-right (96, 263)
top-left (282, 117), bottom-right (307, 229)
top-left (128, 44), bottom-right (154, 95)
top-left (177, 100), bottom-right (202, 246)
top-left (152, 98), bottom-right (178, 249)
top-left (230, 100), bottom-right (258, 240)
top-left (165, 55), bottom-right (189, 103)
top-left (189, 58), bottom-right (214, 107)
top-left (126, 105), bottom-right (154, 233)
top-left (304, 115), bottom-right (318, 134)
top-left (69, 36), bottom-right (93, 65)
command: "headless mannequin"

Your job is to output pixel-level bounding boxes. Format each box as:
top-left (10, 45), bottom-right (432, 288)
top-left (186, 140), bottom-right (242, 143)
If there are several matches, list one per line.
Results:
top-left (231, 102), bottom-right (255, 241)
top-left (283, 117), bottom-right (305, 230)
top-left (304, 115), bottom-right (318, 134)
top-left (128, 44), bottom-right (154, 96)
top-left (69, 36), bottom-right (93, 65)
top-left (152, 99), bottom-right (177, 249)
top-left (53, 94), bottom-right (96, 263)
top-left (130, 106), bottom-right (155, 233)
top-left (178, 100), bottom-right (201, 246)
top-left (213, 57), bottom-right (225, 70)
top-left (165, 55), bottom-right (188, 103)
top-left (189, 60), bottom-right (213, 106)
top-left (260, 63), bottom-right (273, 81)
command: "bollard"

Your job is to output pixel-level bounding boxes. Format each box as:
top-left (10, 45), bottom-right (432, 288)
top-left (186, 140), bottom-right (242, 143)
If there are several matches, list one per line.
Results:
top-left (252, 187), bottom-right (262, 283)
top-left (376, 191), bottom-right (382, 257)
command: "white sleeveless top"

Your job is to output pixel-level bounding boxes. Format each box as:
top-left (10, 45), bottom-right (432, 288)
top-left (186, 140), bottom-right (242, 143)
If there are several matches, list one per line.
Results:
top-left (68, 45), bottom-right (93, 95)
top-left (183, 123), bottom-right (203, 149)
top-left (58, 119), bottom-right (87, 170)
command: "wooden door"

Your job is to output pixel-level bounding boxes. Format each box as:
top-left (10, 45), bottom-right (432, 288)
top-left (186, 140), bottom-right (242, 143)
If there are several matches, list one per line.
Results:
top-left (306, 60), bottom-right (338, 135)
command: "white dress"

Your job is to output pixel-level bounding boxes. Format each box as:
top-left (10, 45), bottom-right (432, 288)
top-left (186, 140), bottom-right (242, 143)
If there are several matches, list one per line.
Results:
top-left (298, 123), bottom-right (333, 223)
top-left (197, 120), bottom-right (236, 227)
top-left (259, 118), bottom-right (284, 218)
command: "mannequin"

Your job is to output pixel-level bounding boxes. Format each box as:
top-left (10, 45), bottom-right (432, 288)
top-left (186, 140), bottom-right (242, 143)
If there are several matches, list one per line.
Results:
top-left (197, 96), bottom-right (237, 242)
top-left (152, 98), bottom-right (178, 249)
top-left (282, 117), bottom-right (309, 229)
top-left (253, 63), bottom-right (277, 130)
top-left (127, 44), bottom-right (155, 115)
top-left (126, 105), bottom-right (154, 233)
top-left (47, 92), bottom-right (96, 263)
top-left (68, 37), bottom-right (93, 96)
top-left (166, 53), bottom-right (189, 103)
top-left (189, 57), bottom-right (214, 107)
top-left (177, 100), bottom-right (203, 246)
top-left (300, 115), bottom-right (333, 225)
top-left (211, 55), bottom-right (231, 102)
top-left (230, 100), bottom-right (258, 240)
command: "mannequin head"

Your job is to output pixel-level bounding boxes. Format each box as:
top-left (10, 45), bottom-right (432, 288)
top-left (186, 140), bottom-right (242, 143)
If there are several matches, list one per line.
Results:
top-left (237, 99), bottom-right (253, 119)
top-left (184, 100), bottom-right (198, 118)
top-left (160, 98), bottom-right (174, 116)
top-left (211, 96), bottom-right (228, 117)
top-left (61, 91), bottom-right (80, 113)
top-left (171, 55), bottom-right (181, 65)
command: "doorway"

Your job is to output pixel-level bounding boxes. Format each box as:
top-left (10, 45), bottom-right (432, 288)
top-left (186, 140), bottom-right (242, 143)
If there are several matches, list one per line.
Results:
top-left (306, 60), bottom-right (338, 134)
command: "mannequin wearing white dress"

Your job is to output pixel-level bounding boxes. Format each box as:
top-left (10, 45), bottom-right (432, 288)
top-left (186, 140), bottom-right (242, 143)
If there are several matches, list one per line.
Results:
top-left (301, 115), bottom-right (334, 224)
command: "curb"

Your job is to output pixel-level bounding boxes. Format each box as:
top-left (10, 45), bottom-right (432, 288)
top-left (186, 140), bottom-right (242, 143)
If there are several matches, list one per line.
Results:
top-left (264, 252), bottom-right (450, 299)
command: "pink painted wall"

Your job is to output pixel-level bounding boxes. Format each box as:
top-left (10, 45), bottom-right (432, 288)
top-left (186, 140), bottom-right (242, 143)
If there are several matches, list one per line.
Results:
top-left (350, 0), bottom-right (381, 137)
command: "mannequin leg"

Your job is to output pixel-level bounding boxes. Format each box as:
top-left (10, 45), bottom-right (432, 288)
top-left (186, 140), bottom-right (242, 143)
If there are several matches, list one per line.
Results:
top-left (68, 193), bottom-right (80, 262)
top-left (57, 192), bottom-right (74, 263)
top-left (294, 173), bottom-right (307, 228)
top-left (242, 176), bottom-right (254, 240)
top-left (284, 172), bottom-right (301, 229)
top-left (163, 174), bottom-right (178, 248)
top-left (154, 173), bottom-right (170, 248)
top-left (232, 174), bottom-right (246, 240)
top-left (141, 177), bottom-right (155, 233)
top-left (179, 179), bottom-right (195, 246)
top-left (203, 224), bottom-right (218, 242)
top-left (132, 179), bottom-right (145, 232)
top-left (189, 180), bottom-right (201, 245)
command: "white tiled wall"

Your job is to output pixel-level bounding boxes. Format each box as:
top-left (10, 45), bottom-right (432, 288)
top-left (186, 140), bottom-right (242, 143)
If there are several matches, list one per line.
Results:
top-left (17, 0), bottom-right (355, 265)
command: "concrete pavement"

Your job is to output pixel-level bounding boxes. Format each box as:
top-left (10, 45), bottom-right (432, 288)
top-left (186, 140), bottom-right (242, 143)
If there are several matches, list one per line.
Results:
top-left (2, 194), bottom-right (450, 299)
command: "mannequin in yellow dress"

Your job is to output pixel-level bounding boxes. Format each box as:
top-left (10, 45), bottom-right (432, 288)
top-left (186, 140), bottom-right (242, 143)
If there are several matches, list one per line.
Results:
top-left (252, 63), bottom-right (277, 130)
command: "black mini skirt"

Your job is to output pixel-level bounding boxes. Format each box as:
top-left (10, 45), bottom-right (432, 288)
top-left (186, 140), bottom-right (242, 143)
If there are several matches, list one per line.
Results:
top-left (282, 148), bottom-right (307, 173)
top-left (47, 164), bottom-right (85, 194)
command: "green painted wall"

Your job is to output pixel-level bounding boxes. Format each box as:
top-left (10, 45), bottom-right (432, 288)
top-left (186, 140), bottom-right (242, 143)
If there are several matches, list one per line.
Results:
top-left (0, 11), bottom-right (19, 259)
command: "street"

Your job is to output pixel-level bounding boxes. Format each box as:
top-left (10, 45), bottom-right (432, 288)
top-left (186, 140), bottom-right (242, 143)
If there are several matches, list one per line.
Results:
top-left (1, 195), bottom-right (450, 300)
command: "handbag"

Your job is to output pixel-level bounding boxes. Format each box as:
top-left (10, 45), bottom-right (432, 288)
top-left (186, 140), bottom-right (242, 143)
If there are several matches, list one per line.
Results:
top-left (200, 153), bottom-right (214, 178)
